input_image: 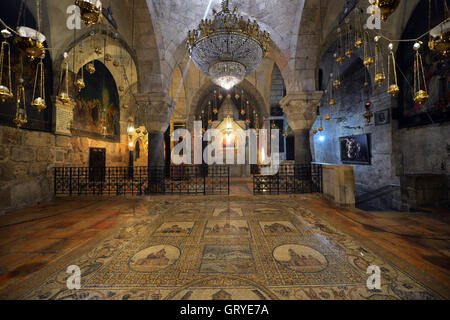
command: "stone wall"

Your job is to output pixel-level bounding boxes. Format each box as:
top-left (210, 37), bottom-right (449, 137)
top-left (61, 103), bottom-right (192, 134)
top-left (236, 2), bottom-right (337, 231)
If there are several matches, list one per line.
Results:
top-left (0, 125), bottom-right (129, 214)
top-left (311, 56), bottom-right (400, 210)
top-left (393, 122), bottom-right (450, 204)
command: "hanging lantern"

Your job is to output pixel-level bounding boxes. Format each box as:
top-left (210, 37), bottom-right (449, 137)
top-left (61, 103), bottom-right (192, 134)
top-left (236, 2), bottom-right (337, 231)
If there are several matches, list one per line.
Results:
top-left (325, 115), bottom-right (331, 121)
top-left (345, 23), bottom-right (353, 57)
top-left (75, 0), bottom-right (103, 26)
top-left (363, 32), bottom-right (374, 67)
top-left (86, 62), bottom-right (96, 74)
top-left (0, 41), bottom-right (13, 102)
top-left (333, 79), bottom-right (341, 89)
top-left (413, 44), bottom-right (429, 105)
top-left (75, 66), bottom-right (86, 92)
top-left (375, 0), bottom-right (401, 22)
top-left (213, 106), bottom-right (218, 114)
top-left (374, 43), bottom-right (386, 86)
top-left (31, 59), bottom-right (47, 112)
top-left (246, 118), bottom-right (250, 125)
top-left (14, 27), bottom-right (46, 61)
top-left (218, 92), bottom-right (223, 100)
top-left (226, 93), bottom-right (232, 99)
top-left (312, 129), bottom-right (318, 135)
top-left (14, 83), bottom-right (27, 128)
top-left (429, 18), bottom-right (450, 57)
top-left (58, 59), bottom-right (71, 104)
top-left (328, 74), bottom-right (337, 106)
top-left (241, 108), bottom-right (246, 116)
top-left (336, 28), bottom-right (346, 64)
top-left (318, 126), bottom-right (324, 132)
top-left (235, 91), bottom-right (240, 100)
top-left (387, 44), bottom-right (400, 96)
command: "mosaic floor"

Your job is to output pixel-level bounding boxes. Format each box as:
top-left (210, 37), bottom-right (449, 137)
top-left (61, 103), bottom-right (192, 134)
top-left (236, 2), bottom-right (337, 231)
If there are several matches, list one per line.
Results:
top-left (0, 196), bottom-right (448, 300)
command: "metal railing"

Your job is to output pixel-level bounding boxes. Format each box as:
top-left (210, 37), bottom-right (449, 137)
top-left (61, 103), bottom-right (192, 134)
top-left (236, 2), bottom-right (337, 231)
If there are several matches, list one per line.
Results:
top-left (253, 164), bottom-right (323, 195)
top-left (54, 165), bottom-right (230, 196)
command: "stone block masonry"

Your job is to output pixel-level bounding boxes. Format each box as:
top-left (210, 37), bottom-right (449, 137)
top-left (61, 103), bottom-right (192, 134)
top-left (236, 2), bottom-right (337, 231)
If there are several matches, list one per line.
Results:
top-left (0, 126), bottom-right (129, 214)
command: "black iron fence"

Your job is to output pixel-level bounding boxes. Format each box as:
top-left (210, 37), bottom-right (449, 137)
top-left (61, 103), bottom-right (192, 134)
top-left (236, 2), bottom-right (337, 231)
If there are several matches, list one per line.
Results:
top-left (54, 165), bottom-right (230, 196)
top-left (253, 164), bottom-right (323, 195)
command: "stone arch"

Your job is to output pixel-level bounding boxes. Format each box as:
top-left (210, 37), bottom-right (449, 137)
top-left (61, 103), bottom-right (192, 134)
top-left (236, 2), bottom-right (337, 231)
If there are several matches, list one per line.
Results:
top-left (169, 65), bottom-right (187, 121)
top-left (269, 64), bottom-right (287, 107)
top-left (189, 79), bottom-right (269, 120)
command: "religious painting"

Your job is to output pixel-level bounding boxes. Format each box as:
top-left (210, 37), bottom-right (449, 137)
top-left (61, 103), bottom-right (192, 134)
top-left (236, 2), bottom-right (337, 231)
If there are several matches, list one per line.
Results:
top-left (273, 244), bottom-right (328, 273)
top-left (203, 220), bottom-right (250, 238)
top-left (200, 245), bottom-right (256, 274)
top-left (339, 134), bottom-right (371, 165)
top-left (152, 222), bottom-right (195, 236)
top-left (73, 60), bottom-right (120, 140)
top-left (375, 109), bottom-right (390, 126)
top-left (397, 0), bottom-right (450, 128)
top-left (129, 245), bottom-right (180, 272)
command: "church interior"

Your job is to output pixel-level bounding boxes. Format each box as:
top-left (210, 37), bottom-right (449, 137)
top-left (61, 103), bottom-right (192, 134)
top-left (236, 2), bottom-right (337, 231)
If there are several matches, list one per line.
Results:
top-left (0, 0), bottom-right (449, 302)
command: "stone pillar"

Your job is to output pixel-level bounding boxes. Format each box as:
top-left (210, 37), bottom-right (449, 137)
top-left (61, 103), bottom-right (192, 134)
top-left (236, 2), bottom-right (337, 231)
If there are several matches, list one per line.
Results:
top-left (280, 92), bottom-right (323, 165)
top-left (135, 93), bottom-right (174, 168)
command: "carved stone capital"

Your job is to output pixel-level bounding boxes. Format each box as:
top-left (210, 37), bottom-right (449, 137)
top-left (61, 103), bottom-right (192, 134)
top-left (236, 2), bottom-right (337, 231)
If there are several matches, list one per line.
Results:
top-left (280, 91), bottom-right (323, 131)
top-left (135, 93), bottom-right (174, 133)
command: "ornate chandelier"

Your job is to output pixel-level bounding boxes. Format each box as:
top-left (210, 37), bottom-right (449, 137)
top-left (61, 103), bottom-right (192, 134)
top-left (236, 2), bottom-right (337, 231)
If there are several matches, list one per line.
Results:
top-left (187, 0), bottom-right (270, 90)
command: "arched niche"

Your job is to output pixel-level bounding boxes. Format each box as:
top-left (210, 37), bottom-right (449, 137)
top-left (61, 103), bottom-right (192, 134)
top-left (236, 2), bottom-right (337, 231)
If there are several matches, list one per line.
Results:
top-left (71, 60), bottom-right (121, 141)
top-left (57, 31), bottom-right (138, 124)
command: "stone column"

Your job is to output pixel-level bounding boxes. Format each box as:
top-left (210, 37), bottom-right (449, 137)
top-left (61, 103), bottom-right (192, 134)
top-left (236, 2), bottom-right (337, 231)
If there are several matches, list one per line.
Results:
top-left (135, 93), bottom-right (174, 168)
top-left (280, 92), bottom-right (323, 165)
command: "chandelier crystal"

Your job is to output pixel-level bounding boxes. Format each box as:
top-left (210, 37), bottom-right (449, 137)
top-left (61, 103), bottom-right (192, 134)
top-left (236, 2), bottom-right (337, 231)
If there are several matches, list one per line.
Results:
top-left (187, 0), bottom-right (270, 90)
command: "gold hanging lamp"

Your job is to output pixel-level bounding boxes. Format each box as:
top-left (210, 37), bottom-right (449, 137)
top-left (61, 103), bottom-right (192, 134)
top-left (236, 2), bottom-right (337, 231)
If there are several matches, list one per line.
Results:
top-left (58, 54), bottom-right (71, 104)
top-left (329, 73), bottom-right (337, 106)
top-left (429, 19), bottom-right (450, 56)
top-left (413, 43), bottom-right (429, 104)
top-left (387, 43), bottom-right (400, 96)
top-left (375, 0), bottom-right (401, 22)
top-left (14, 81), bottom-right (27, 128)
top-left (336, 28), bottom-right (346, 64)
top-left (363, 32), bottom-right (374, 67)
top-left (354, 11), bottom-right (364, 49)
top-left (0, 40), bottom-right (13, 102)
top-left (31, 58), bottom-right (47, 112)
top-left (428, 0), bottom-right (450, 57)
top-left (345, 22), bottom-right (353, 57)
top-left (75, 0), bottom-right (103, 26)
top-left (75, 64), bottom-right (86, 91)
top-left (374, 42), bottom-right (386, 86)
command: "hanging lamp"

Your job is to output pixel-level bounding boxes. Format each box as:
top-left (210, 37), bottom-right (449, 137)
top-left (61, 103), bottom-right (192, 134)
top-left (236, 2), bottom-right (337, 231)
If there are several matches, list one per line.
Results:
top-left (363, 31), bottom-right (374, 67)
top-left (31, 58), bottom-right (47, 112)
top-left (374, 41), bottom-right (386, 86)
top-left (14, 82), bottom-right (27, 128)
top-left (58, 53), bottom-right (71, 104)
top-left (0, 40), bottom-right (13, 102)
top-left (387, 43), bottom-right (400, 96)
top-left (413, 43), bottom-right (429, 105)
